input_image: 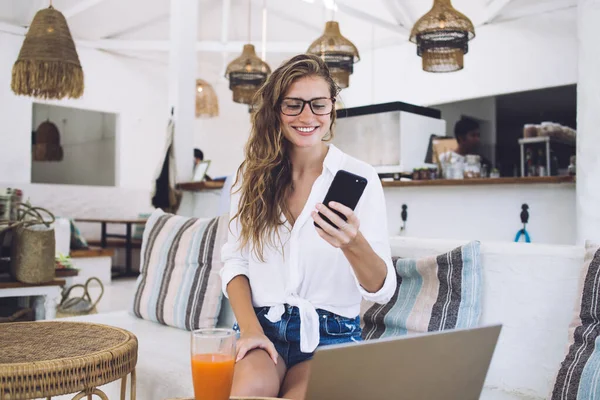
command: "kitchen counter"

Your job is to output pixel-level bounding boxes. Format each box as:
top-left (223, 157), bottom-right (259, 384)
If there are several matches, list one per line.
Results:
top-left (176, 176), bottom-right (574, 192)
top-left (382, 176), bottom-right (574, 187)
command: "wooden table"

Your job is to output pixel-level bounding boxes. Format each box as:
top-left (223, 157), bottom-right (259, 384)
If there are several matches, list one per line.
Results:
top-left (0, 321), bottom-right (138, 399)
top-left (74, 218), bottom-right (147, 278)
top-left (0, 277), bottom-right (65, 320)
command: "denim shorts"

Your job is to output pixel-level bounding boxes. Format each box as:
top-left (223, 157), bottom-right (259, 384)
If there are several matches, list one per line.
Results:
top-left (233, 304), bottom-right (362, 368)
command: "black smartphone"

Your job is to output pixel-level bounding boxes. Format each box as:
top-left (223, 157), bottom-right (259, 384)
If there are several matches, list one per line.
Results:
top-left (314, 170), bottom-right (368, 230)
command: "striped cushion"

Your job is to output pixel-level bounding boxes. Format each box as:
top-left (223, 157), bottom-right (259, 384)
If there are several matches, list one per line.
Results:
top-left (551, 242), bottom-right (600, 400)
top-left (361, 241), bottom-right (482, 339)
top-left (131, 209), bottom-right (229, 331)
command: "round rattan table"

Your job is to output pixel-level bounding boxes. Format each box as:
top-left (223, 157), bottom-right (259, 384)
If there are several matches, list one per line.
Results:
top-left (0, 321), bottom-right (138, 400)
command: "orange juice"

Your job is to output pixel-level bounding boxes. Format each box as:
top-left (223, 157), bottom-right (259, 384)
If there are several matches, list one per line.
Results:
top-left (191, 353), bottom-right (235, 400)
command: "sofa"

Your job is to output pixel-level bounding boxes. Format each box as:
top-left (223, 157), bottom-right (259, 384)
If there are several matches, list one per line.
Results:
top-left (56, 235), bottom-right (585, 400)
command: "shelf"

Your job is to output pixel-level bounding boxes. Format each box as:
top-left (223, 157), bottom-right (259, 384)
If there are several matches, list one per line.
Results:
top-left (179, 177), bottom-right (574, 191)
top-left (518, 136), bottom-right (575, 146)
top-left (176, 181), bottom-right (225, 192)
top-left (381, 176), bottom-right (575, 188)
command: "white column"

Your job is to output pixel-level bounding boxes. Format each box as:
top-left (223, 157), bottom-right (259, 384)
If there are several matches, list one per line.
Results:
top-left (168, 0), bottom-right (198, 183)
top-left (576, 0), bottom-right (600, 244)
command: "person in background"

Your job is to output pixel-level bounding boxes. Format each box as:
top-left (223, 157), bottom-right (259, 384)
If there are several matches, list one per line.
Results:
top-left (439, 117), bottom-right (491, 171)
top-left (193, 148), bottom-right (212, 181)
top-left (194, 148), bottom-right (204, 166)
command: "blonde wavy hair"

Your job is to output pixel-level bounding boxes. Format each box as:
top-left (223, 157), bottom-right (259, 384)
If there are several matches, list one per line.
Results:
top-left (232, 54), bottom-right (340, 261)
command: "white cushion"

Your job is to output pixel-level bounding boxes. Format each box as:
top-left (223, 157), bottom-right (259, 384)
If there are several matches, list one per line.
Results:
top-left (388, 237), bottom-right (583, 398)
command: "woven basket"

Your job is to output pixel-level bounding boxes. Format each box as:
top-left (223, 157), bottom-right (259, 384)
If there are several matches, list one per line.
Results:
top-left (0, 203), bottom-right (56, 284)
top-left (56, 277), bottom-right (104, 318)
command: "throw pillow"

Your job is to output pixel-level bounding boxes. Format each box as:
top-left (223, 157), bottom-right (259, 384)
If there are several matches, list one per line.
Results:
top-left (361, 241), bottom-right (482, 340)
top-left (132, 209), bottom-right (229, 331)
top-left (69, 219), bottom-right (89, 250)
top-left (550, 241), bottom-right (600, 400)
top-left (132, 212), bottom-right (151, 240)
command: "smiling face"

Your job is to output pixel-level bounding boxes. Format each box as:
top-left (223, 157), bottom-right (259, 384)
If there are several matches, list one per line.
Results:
top-left (280, 76), bottom-right (333, 149)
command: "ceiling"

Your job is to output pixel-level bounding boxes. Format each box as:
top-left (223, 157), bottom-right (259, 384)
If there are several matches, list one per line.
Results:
top-left (0, 0), bottom-right (577, 78)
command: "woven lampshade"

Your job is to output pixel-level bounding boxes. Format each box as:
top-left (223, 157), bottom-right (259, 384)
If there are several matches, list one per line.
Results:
top-left (11, 6), bottom-right (84, 99)
top-left (307, 21), bottom-right (360, 89)
top-left (225, 44), bottom-right (271, 105)
top-left (33, 121), bottom-right (63, 162)
top-left (195, 79), bottom-right (219, 118)
top-left (410, 0), bottom-right (475, 73)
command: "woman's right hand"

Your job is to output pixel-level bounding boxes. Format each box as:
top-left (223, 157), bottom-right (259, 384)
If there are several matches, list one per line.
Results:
top-left (236, 330), bottom-right (279, 365)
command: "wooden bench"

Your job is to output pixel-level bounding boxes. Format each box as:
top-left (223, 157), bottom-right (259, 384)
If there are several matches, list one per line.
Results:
top-left (86, 239), bottom-right (142, 249)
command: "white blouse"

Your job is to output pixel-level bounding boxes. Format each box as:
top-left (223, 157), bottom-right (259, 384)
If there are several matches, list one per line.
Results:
top-left (220, 144), bottom-right (397, 353)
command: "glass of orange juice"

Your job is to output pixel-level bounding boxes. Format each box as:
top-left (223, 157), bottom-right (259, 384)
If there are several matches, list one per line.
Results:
top-left (191, 328), bottom-right (236, 400)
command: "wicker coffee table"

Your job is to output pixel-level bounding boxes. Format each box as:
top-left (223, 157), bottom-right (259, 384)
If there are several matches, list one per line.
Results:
top-left (0, 321), bottom-right (138, 399)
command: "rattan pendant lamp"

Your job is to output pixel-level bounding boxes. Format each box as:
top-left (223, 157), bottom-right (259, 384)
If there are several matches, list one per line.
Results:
top-left (11, 1), bottom-right (84, 99)
top-left (307, 4), bottom-right (360, 89)
top-left (410, 0), bottom-right (475, 73)
top-left (225, 0), bottom-right (271, 105)
top-left (195, 79), bottom-right (219, 118)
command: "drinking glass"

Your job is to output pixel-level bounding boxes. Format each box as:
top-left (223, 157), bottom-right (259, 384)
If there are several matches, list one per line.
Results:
top-left (191, 328), bottom-right (236, 400)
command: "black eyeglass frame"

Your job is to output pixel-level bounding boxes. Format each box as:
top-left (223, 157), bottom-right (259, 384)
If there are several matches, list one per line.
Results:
top-left (279, 97), bottom-right (336, 116)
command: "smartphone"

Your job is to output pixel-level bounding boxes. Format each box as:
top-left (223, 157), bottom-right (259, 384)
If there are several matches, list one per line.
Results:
top-left (314, 170), bottom-right (368, 230)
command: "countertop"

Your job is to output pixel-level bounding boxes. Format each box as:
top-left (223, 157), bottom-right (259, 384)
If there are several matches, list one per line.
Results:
top-left (176, 176), bottom-right (575, 192)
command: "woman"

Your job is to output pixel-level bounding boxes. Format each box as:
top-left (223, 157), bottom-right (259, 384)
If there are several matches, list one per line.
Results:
top-left (220, 54), bottom-right (396, 400)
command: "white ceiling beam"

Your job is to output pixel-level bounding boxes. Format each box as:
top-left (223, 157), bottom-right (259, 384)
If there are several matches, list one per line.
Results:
top-left (76, 40), bottom-right (308, 54)
top-left (268, 7), bottom-right (321, 32)
top-left (61, 0), bottom-right (111, 19)
top-left (221, 0), bottom-right (231, 74)
top-left (104, 14), bottom-right (169, 39)
top-left (492, 0), bottom-right (576, 23)
top-left (383, 0), bottom-right (414, 29)
top-left (335, 2), bottom-right (409, 34)
top-left (0, 21), bottom-right (27, 36)
top-left (483, 0), bottom-right (515, 24)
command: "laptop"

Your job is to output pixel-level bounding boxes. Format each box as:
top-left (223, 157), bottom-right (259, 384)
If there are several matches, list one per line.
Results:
top-left (306, 325), bottom-right (502, 400)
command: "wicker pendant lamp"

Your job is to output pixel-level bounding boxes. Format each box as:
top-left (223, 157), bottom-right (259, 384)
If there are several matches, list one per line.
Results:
top-left (307, 21), bottom-right (359, 89)
top-left (195, 79), bottom-right (219, 118)
top-left (11, 3), bottom-right (84, 99)
top-left (225, 0), bottom-right (271, 105)
top-left (410, 0), bottom-right (475, 73)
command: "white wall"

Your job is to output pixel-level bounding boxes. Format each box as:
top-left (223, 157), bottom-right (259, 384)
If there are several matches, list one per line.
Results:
top-left (185, 182), bottom-right (576, 245)
top-left (193, 79), bottom-right (252, 178)
top-left (342, 9), bottom-right (577, 108)
top-left (0, 32), bottom-right (169, 190)
top-left (31, 104), bottom-right (116, 186)
top-left (434, 97), bottom-right (497, 165)
top-left (0, 31), bottom-right (169, 218)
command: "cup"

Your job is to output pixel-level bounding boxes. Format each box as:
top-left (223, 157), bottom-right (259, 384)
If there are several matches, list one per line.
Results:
top-left (191, 328), bottom-right (236, 400)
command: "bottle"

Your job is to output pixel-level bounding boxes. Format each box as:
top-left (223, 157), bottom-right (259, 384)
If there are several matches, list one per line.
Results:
top-left (550, 150), bottom-right (559, 176)
top-left (537, 149), bottom-right (546, 177)
top-left (525, 148), bottom-right (534, 177)
top-left (568, 156), bottom-right (576, 176)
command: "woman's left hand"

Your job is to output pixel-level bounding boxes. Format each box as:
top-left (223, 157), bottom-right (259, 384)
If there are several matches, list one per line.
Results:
top-left (311, 202), bottom-right (360, 248)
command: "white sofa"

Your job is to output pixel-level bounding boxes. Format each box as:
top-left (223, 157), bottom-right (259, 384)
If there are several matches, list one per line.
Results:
top-left (58, 237), bottom-right (584, 400)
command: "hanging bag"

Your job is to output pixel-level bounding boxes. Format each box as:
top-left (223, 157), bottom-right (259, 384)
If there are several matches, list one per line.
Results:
top-left (0, 203), bottom-right (56, 284)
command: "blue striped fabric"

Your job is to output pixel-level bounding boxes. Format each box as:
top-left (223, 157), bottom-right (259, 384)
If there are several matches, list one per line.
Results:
top-left (551, 243), bottom-right (600, 400)
top-left (362, 241), bottom-right (482, 340)
top-left (131, 209), bottom-right (229, 331)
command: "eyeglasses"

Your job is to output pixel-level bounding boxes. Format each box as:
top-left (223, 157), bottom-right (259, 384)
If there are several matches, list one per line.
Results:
top-left (280, 97), bottom-right (335, 116)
